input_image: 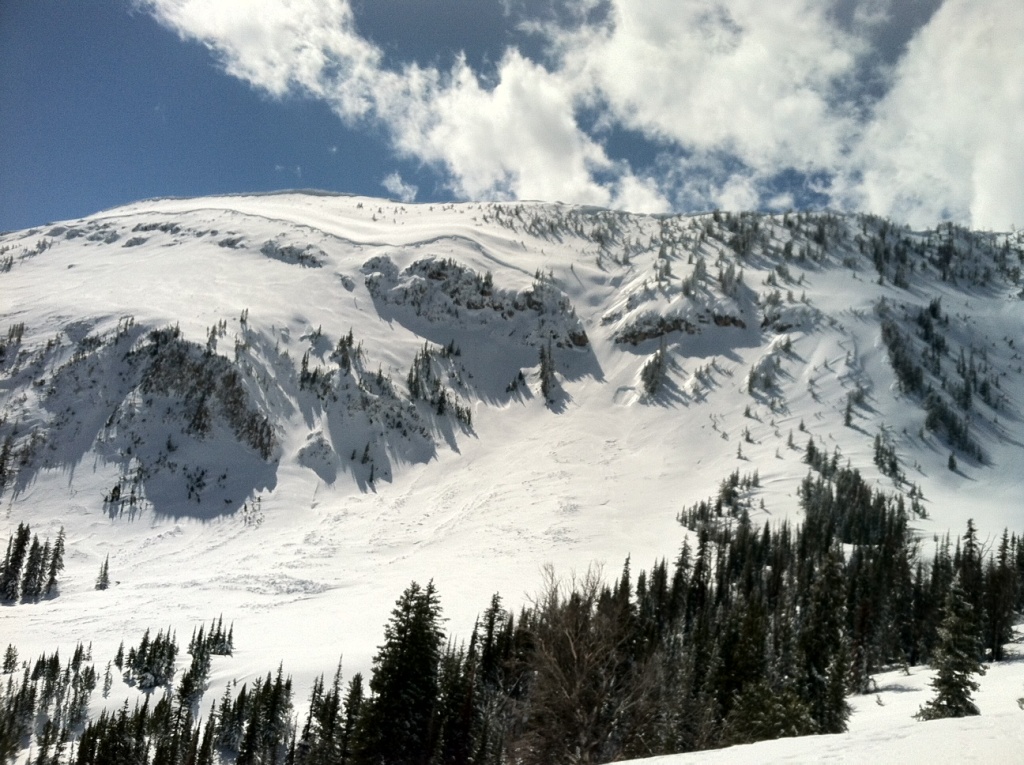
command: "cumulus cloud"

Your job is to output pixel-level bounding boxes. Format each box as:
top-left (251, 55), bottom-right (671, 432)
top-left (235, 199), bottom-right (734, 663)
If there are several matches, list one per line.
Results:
top-left (402, 52), bottom-right (616, 207)
top-left (381, 172), bottom-right (417, 203)
top-left (138, 0), bottom-right (1024, 229)
top-left (841, 0), bottom-right (1024, 229)
top-left (560, 0), bottom-right (864, 172)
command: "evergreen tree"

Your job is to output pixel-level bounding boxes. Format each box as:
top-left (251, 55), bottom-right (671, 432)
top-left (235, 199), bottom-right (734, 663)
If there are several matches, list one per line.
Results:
top-left (433, 643), bottom-right (477, 765)
top-left (353, 581), bottom-right (445, 765)
top-left (1, 523), bottom-right (31, 602)
top-left (798, 546), bottom-right (851, 734)
top-left (20, 536), bottom-right (45, 602)
top-left (340, 673), bottom-right (364, 764)
top-left (722, 679), bottom-right (815, 745)
top-left (640, 338), bottom-right (667, 396)
top-left (538, 342), bottom-right (556, 403)
top-left (917, 575), bottom-right (986, 720)
top-left (95, 555), bottom-right (110, 591)
top-left (44, 526), bottom-right (65, 596)
top-left (297, 662), bottom-right (344, 764)
top-left (984, 530), bottom-right (1018, 661)
top-left (2, 644), bottom-right (16, 674)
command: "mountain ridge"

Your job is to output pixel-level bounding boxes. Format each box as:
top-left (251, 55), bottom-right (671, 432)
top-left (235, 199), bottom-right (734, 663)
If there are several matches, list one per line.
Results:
top-left (3, 192), bottom-right (1024, 761)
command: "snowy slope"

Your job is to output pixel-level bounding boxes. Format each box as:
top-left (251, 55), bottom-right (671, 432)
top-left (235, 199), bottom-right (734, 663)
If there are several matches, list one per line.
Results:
top-left (628, 642), bottom-right (1024, 765)
top-left (3, 192), bottom-right (1024, 757)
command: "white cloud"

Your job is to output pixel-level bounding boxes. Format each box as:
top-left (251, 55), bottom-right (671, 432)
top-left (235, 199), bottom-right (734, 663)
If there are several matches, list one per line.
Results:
top-left (559, 0), bottom-right (864, 173)
top-left (381, 172), bottom-right (417, 203)
top-left (715, 176), bottom-right (761, 213)
top-left (138, 0), bottom-right (1024, 229)
top-left (136, 0), bottom-right (670, 211)
top-left (843, 0), bottom-right (1024, 229)
top-left (399, 51), bottom-right (618, 206)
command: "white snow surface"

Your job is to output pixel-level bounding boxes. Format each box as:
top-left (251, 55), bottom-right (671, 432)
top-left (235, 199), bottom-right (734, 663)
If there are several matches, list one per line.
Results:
top-left (3, 192), bottom-right (1024, 760)
top-left (627, 639), bottom-right (1024, 763)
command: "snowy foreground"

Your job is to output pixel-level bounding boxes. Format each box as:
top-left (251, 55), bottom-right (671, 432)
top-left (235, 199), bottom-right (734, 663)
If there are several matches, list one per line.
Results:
top-left (3, 191), bottom-right (1024, 760)
top-left (627, 646), bottom-right (1024, 764)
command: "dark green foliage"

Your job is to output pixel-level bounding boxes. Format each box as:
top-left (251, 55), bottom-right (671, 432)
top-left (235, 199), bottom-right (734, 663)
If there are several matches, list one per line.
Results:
top-left (538, 341), bottom-right (556, 403)
top-left (294, 662), bottom-right (356, 765)
top-left (4, 486), bottom-right (1024, 764)
top-left (640, 339), bottom-right (667, 397)
top-left (123, 628), bottom-right (178, 689)
top-left (95, 555), bottom-right (110, 591)
top-left (925, 394), bottom-right (981, 460)
top-left (212, 667), bottom-right (294, 763)
top-left (0, 435), bottom-right (14, 489)
top-left (878, 302), bottom-right (984, 460)
top-left (406, 344), bottom-right (472, 426)
top-left (916, 575), bottom-right (986, 720)
top-left (798, 547), bottom-right (851, 733)
top-left (188, 616), bottom-right (234, 658)
top-left (177, 646), bottom-right (211, 712)
top-left (331, 329), bottom-right (360, 373)
top-left (353, 581), bottom-right (445, 765)
top-left (0, 644), bottom-right (95, 761)
top-left (721, 680), bottom-right (815, 745)
top-left (0, 525), bottom-right (64, 604)
top-left (677, 469), bottom-right (760, 527)
top-left (236, 667), bottom-right (294, 765)
top-left (873, 434), bottom-right (900, 480)
top-left (19, 538), bottom-right (45, 601)
top-left (44, 527), bottom-right (65, 596)
top-left (75, 700), bottom-right (152, 765)
top-left (880, 316), bottom-right (925, 395)
top-left (0, 523), bottom-right (31, 602)
top-left (511, 566), bottom-right (665, 764)
top-left (2, 645), bottom-right (16, 674)
top-left (984, 531), bottom-right (1018, 662)
top-left (136, 326), bottom-right (276, 459)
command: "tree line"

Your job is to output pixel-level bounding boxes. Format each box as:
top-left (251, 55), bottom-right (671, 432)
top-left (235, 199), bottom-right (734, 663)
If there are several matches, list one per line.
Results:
top-left (1, 523), bottom-right (64, 603)
top-left (3, 452), bottom-right (1023, 762)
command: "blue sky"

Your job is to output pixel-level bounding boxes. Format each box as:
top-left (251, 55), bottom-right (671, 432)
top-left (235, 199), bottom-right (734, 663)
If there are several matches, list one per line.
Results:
top-left (2, 0), bottom-right (1021, 232)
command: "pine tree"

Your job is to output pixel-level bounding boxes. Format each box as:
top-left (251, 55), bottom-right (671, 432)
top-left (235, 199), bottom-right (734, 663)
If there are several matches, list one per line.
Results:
top-left (640, 338), bottom-right (667, 396)
top-left (722, 679), bottom-right (815, 745)
top-left (20, 535), bottom-right (45, 601)
top-left (95, 555), bottom-right (110, 590)
top-left (298, 663), bottom-right (344, 764)
top-left (0, 436), bottom-right (12, 487)
top-left (353, 580), bottom-right (445, 765)
top-left (0, 523), bottom-right (31, 602)
top-left (2, 644), bottom-right (16, 673)
top-left (798, 546), bottom-right (851, 734)
top-left (984, 530), bottom-right (1018, 661)
top-left (45, 527), bottom-right (65, 596)
top-left (917, 574), bottom-right (986, 720)
top-left (538, 342), bottom-right (556, 403)
top-left (340, 673), bottom-right (363, 764)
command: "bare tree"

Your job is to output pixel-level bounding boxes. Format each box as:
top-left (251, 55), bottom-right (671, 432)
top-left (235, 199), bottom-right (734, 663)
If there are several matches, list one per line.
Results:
top-left (511, 565), bottom-right (665, 764)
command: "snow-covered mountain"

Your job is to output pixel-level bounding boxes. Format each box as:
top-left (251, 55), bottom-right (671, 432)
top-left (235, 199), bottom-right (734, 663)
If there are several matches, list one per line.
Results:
top-left (3, 191), bottom-right (1024, 761)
